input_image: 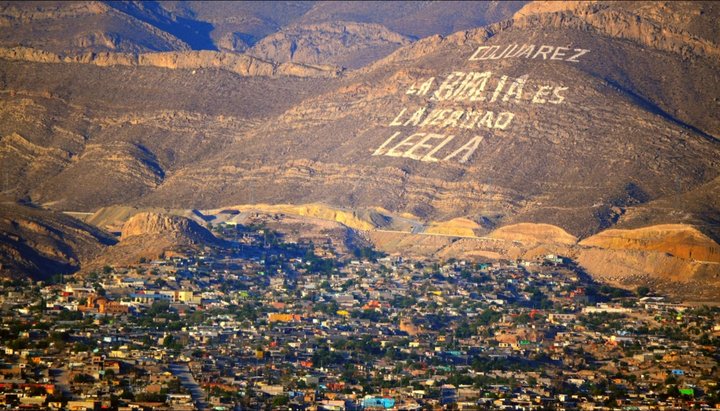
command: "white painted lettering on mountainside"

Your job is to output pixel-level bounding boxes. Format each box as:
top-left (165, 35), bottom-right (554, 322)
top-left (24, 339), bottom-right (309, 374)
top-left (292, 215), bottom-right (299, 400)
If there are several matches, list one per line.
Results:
top-left (468, 44), bottom-right (590, 63)
top-left (372, 44), bottom-right (588, 164)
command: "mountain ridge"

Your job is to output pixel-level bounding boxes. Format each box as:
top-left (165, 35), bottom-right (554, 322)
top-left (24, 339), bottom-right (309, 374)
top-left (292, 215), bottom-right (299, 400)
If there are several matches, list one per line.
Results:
top-left (0, 1), bottom-right (718, 297)
top-left (0, 46), bottom-right (341, 78)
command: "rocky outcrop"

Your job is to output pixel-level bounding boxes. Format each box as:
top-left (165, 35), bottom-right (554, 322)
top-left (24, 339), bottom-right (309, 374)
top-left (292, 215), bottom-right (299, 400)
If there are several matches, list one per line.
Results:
top-left (579, 224), bottom-right (720, 263)
top-left (249, 21), bottom-right (412, 69)
top-left (75, 212), bottom-right (222, 267)
top-left (425, 218), bottom-right (482, 237)
top-left (121, 212), bottom-right (216, 244)
top-left (512, 1), bottom-right (720, 63)
top-left (0, 47), bottom-right (341, 78)
top-left (0, 1), bottom-right (109, 22)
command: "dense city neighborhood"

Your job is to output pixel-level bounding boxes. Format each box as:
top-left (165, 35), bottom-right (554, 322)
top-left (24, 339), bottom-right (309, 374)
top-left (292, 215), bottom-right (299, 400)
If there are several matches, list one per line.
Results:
top-left (1, 221), bottom-right (719, 410)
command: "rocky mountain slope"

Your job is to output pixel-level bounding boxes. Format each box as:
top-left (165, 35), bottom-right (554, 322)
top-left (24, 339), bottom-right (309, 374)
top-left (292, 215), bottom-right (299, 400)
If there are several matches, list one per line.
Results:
top-left (0, 1), bottom-right (525, 65)
top-left (0, 59), bottom-right (338, 209)
top-left (248, 22), bottom-right (412, 69)
top-left (0, 1), bottom-right (191, 54)
top-left (160, 1), bottom-right (526, 52)
top-left (131, 1), bottom-right (719, 239)
top-left (0, 200), bottom-right (115, 279)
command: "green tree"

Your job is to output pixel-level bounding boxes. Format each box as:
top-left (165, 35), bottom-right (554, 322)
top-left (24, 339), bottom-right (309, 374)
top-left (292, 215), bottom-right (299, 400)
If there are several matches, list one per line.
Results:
top-left (272, 395), bottom-right (289, 407)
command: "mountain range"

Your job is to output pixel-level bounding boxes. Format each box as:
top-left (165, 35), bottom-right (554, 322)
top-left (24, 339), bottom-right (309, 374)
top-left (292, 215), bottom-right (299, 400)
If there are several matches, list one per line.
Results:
top-left (0, 1), bottom-right (719, 299)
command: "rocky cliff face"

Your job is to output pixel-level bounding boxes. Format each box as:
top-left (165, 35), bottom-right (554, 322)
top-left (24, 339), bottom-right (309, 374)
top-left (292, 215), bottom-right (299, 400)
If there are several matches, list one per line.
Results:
top-left (248, 22), bottom-right (412, 69)
top-left (0, 46), bottom-right (341, 78)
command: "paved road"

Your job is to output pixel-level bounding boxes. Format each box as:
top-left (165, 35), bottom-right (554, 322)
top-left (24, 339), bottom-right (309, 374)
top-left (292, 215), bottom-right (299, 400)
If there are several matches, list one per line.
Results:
top-left (169, 363), bottom-right (208, 411)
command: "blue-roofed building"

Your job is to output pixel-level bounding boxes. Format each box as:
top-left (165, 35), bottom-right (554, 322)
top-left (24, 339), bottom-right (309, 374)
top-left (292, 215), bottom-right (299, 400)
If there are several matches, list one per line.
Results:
top-left (361, 397), bottom-right (395, 409)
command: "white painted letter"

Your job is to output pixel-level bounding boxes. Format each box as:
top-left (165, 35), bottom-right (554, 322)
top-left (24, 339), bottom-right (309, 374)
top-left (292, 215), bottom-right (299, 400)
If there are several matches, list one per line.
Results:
top-left (422, 109), bottom-right (453, 127)
top-left (469, 45), bottom-right (499, 61)
top-left (386, 133), bottom-right (426, 157)
top-left (433, 72), bottom-right (465, 101)
top-left (532, 85), bottom-right (553, 104)
top-left (404, 133), bottom-right (447, 160)
top-left (549, 86), bottom-right (568, 104)
top-left (466, 71), bottom-right (492, 102)
top-left (502, 75), bottom-right (528, 102)
top-left (494, 112), bottom-right (515, 130)
top-left (516, 44), bottom-right (535, 59)
top-left (533, 45), bottom-right (554, 60)
top-left (443, 136), bottom-right (485, 164)
top-left (489, 75), bottom-right (508, 103)
top-left (373, 132), bottom-right (402, 156)
top-left (477, 111), bottom-right (495, 129)
top-left (422, 135), bottom-right (455, 162)
top-left (439, 110), bottom-right (465, 129)
top-left (459, 110), bottom-right (481, 129)
top-left (469, 46), bottom-right (489, 61)
top-left (567, 48), bottom-right (590, 63)
top-left (550, 47), bottom-right (569, 60)
top-left (490, 44), bottom-right (518, 60)
top-left (416, 77), bottom-right (435, 96)
top-left (389, 108), bottom-right (407, 126)
top-left (403, 107), bottom-right (427, 127)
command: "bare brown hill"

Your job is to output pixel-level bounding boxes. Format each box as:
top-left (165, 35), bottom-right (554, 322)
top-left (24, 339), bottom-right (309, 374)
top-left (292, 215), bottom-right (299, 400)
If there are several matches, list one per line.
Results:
top-left (579, 225), bottom-right (720, 263)
top-left (85, 212), bottom-right (220, 269)
top-left (576, 224), bottom-right (720, 300)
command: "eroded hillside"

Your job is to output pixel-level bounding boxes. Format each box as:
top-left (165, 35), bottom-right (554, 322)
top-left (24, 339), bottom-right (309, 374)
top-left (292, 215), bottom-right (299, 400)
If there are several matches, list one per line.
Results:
top-left (0, 1), bottom-right (718, 294)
